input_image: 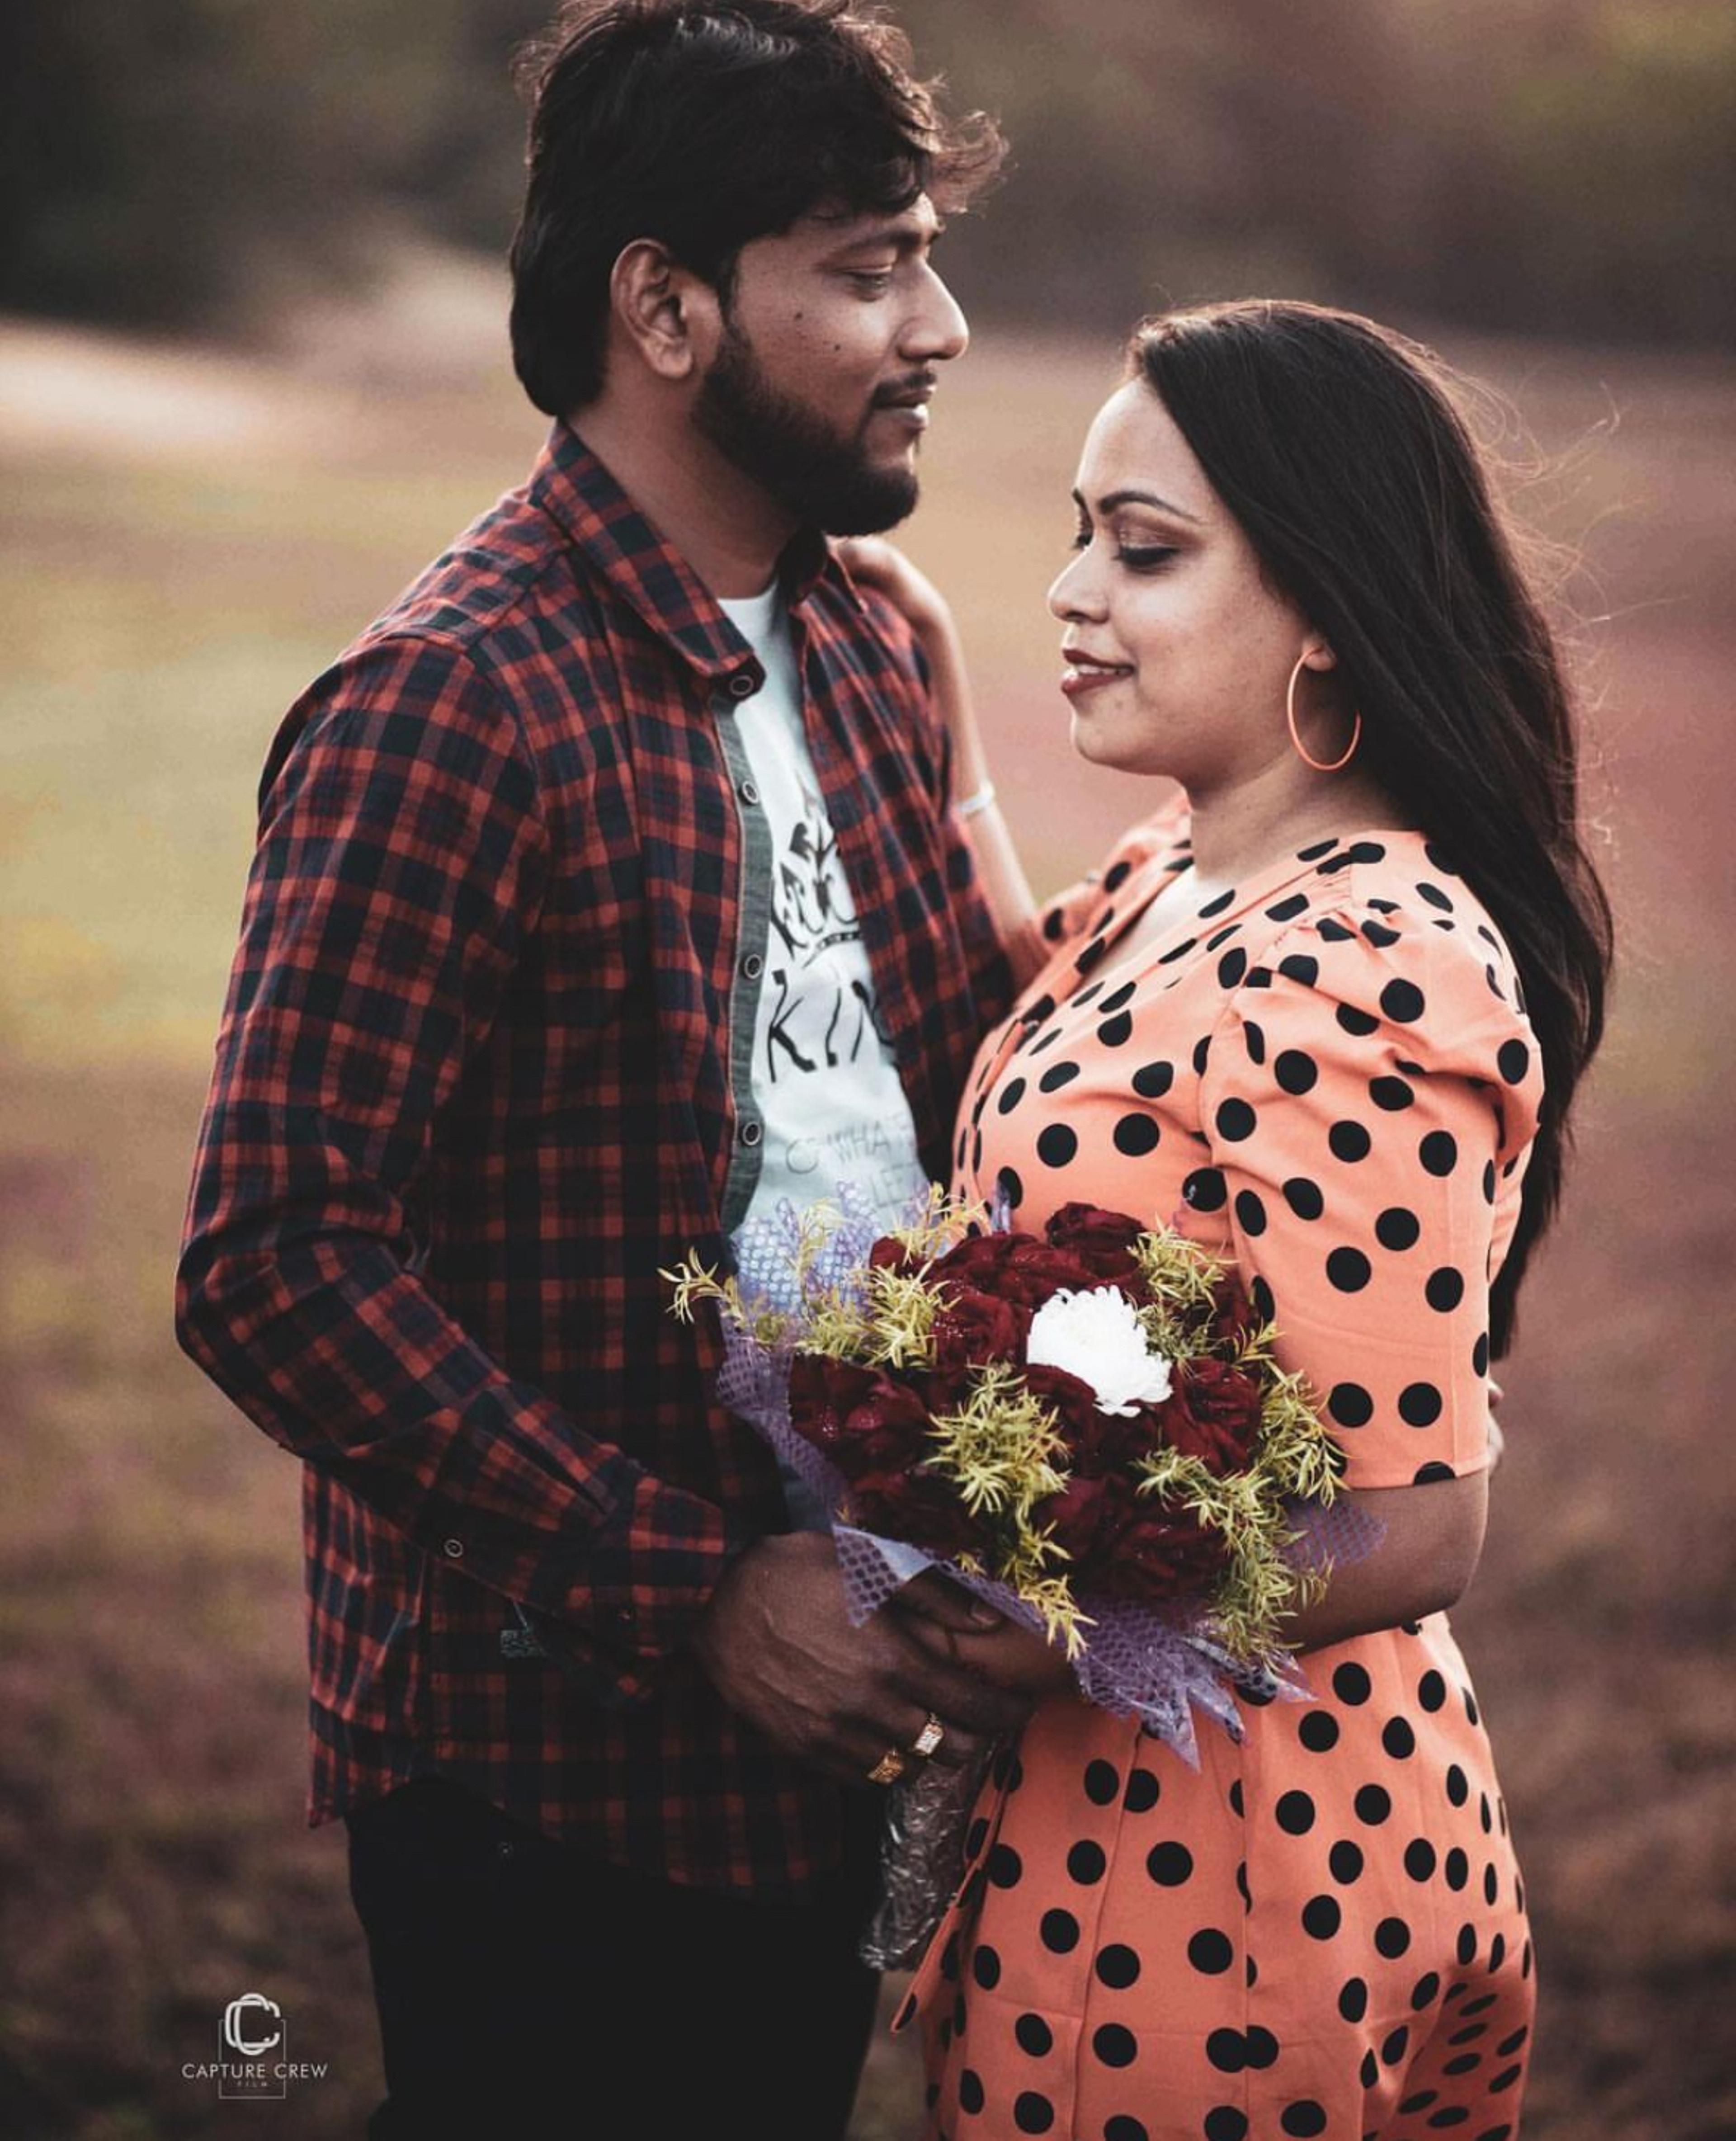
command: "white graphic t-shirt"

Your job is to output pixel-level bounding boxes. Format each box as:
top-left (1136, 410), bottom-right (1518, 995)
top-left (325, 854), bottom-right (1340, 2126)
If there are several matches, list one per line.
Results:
top-left (719, 583), bottom-right (930, 1523)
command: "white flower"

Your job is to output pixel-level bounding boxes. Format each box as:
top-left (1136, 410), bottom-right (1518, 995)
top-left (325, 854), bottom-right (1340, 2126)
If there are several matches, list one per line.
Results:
top-left (1025, 1285), bottom-right (1174, 1416)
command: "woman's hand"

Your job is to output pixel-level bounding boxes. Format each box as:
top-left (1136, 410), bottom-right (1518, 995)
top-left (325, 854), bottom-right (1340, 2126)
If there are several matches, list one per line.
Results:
top-left (835, 536), bottom-right (953, 644)
top-left (891, 1589), bottom-right (1085, 1701)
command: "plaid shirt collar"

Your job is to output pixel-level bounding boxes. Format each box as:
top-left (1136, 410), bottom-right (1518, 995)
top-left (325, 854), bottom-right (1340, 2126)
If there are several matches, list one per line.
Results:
top-left (528, 420), bottom-right (866, 682)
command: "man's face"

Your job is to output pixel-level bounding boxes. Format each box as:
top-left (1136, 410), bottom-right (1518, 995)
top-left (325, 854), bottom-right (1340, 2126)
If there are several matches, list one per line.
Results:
top-left (693, 195), bottom-right (968, 535)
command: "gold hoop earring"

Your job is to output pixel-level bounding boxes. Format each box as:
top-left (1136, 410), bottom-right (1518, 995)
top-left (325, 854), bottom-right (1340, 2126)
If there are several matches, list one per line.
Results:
top-left (1286, 653), bottom-right (1362, 773)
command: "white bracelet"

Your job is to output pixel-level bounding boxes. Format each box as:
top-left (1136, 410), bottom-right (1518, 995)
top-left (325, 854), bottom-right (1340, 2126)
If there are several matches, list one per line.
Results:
top-left (955, 779), bottom-right (998, 822)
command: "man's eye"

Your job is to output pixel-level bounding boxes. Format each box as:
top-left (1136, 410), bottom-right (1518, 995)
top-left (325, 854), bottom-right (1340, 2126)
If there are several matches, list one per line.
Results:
top-left (848, 269), bottom-right (895, 293)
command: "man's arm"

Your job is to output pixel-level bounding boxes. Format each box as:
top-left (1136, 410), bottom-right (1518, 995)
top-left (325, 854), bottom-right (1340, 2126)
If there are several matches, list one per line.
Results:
top-left (175, 636), bottom-right (741, 1704)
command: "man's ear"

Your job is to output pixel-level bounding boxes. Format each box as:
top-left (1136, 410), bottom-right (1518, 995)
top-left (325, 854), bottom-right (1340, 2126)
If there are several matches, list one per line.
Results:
top-left (608, 239), bottom-right (725, 384)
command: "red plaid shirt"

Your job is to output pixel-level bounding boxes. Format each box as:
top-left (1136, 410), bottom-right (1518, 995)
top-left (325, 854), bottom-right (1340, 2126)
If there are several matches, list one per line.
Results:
top-left (176, 423), bottom-right (1017, 1896)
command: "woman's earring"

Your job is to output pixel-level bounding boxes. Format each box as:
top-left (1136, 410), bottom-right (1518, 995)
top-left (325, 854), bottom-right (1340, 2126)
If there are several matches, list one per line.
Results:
top-left (1286, 652), bottom-right (1362, 773)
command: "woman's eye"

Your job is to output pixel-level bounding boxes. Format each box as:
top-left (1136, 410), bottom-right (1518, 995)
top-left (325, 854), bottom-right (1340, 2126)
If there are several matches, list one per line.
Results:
top-left (1117, 544), bottom-right (1178, 570)
top-left (1068, 528), bottom-right (1093, 552)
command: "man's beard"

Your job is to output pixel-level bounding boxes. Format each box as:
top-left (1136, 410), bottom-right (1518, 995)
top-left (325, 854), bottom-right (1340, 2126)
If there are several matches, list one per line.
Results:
top-left (693, 318), bottom-right (920, 537)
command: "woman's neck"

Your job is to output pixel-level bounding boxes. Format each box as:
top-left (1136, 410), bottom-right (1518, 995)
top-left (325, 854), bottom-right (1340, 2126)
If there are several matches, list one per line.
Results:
top-left (1182, 757), bottom-right (1414, 892)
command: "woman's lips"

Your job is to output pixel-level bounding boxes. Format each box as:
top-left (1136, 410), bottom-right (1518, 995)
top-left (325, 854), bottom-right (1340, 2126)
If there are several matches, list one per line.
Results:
top-left (1060, 657), bottom-right (1134, 699)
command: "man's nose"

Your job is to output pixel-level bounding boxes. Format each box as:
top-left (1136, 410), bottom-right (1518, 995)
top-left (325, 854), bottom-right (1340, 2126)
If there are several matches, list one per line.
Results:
top-left (902, 264), bottom-right (969, 364)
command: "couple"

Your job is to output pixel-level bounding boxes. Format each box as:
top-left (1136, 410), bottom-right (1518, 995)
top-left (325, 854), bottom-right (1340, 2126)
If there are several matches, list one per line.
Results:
top-left (175, 2), bottom-right (1612, 2136)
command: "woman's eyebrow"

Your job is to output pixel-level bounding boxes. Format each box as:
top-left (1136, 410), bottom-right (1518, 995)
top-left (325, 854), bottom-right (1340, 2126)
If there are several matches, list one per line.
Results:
top-left (1074, 485), bottom-right (1203, 525)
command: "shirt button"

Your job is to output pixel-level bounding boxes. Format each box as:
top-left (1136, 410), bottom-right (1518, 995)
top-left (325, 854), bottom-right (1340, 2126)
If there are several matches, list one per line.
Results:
top-left (739, 1118), bottom-right (764, 1148)
top-left (738, 780), bottom-right (760, 807)
top-left (728, 671), bottom-right (759, 699)
top-left (740, 952), bottom-right (764, 981)
top-left (442, 1537), bottom-right (465, 1559)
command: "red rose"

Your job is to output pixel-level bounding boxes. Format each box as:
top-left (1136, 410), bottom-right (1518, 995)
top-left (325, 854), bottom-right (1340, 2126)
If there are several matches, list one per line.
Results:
top-left (1156, 1357), bottom-right (1264, 1476)
top-left (1044, 1203), bottom-right (1149, 1287)
top-left (928, 1231), bottom-right (1099, 1312)
top-left (1207, 1273), bottom-right (1264, 1352)
top-left (868, 1235), bottom-right (924, 1280)
top-left (1104, 1502), bottom-right (1231, 1604)
top-left (1022, 1362), bottom-right (1157, 1474)
top-left (846, 1464), bottom-right (980, 1556)
top-left (788, 1356), bottom-right (932, 1478)
top-left (931, 1285), bottom-right (1031, 1375)
top-left (1034, 1470), bottom-right (1137, 1572)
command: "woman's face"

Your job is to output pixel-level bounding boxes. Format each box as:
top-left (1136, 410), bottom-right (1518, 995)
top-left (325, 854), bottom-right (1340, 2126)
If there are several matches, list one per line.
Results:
top-left (1047, 379), bottom-right (1326, 792)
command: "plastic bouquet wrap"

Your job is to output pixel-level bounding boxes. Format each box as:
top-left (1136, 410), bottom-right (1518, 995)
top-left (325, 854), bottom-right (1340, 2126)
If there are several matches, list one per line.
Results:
top-left (664, 1184), bottom-right (1371, 1967)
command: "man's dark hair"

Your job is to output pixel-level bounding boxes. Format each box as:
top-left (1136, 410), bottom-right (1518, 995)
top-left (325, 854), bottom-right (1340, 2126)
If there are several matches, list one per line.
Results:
top-left (508, 0), bottom-right (1004, 415)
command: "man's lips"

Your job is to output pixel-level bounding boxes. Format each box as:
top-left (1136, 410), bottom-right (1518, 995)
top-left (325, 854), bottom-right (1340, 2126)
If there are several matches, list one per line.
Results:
top-left (873, 379), bottom-right (937, 429)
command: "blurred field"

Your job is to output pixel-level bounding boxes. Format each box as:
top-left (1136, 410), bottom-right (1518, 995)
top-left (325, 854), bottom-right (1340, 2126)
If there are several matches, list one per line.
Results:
top-left (1, 262), bottom-right (1732, 2138)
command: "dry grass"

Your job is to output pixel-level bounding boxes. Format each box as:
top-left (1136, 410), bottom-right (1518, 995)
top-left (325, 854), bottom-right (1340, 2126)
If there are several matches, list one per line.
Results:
top-left (1, 278), bottom-right (1731, 2137)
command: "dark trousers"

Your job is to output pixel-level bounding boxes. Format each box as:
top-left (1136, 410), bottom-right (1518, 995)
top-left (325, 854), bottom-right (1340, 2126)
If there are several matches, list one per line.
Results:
top-left (344, 1777), bottom-right (883, 2141)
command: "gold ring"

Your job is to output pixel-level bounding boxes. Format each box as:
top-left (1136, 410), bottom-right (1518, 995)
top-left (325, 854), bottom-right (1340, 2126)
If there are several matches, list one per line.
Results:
top-left (910, 1713), bottom-right (945, 1760)
top-left (867, 1748), bottom-right (906, 1787)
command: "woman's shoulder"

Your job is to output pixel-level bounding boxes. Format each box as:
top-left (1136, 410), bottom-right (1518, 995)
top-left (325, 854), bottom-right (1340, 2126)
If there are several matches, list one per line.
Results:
top-left (1225, 831), bottom-right (1544, 1153)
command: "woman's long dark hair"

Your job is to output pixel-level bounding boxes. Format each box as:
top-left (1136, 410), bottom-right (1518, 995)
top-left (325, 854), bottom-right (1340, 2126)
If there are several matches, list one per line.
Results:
top-left (1131, 300), bottom-right (1613, 1356)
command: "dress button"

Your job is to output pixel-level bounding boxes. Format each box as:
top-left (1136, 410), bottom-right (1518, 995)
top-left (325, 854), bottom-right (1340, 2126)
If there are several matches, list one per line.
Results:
top-left (739, 1118), bottom-right (764, 1148)
top-left (729, 671), bottom-right (759, 699)
top-left (741, 952), bottom-right (764, 981)
top-left (442, 1537), bottom-right (465, 1559)
top-left (738, 780), bottom-right (761, 807)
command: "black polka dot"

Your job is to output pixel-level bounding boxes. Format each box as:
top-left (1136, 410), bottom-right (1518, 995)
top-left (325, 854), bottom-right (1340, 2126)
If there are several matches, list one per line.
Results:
top-left (1384, 1717), bottom-right (1418, 1759)
top-left (1084, 1759), bottom-right (1119, 1805)
top-left (1146, 1842), bottom-right (1194, 1886)
top-left (1113, 1113), bottom-right (1161, 1156)
top-left (972, 1943), bottom-right (1002, 1988)
top-left (1276, 1790), bottom-right (1316, 1835)
top-left (1336, 1003), bottom-right (1379, 1036)
top-left (1014, 2087), bottom-right (1056, 2132)
top-left (1103, 859), bottom-right (1134, 891)
top-left (1329, 1839), bottom-right (1364, 1882)
top-left (1283, 1177), bottom-right (1325, 1220)
top-left (1040, 1908), bottom-right (1079, 1952)
top-left (1188, 1929), bottom-right (1235, 1976)
top-left (1206, 2029), bottom-right (1246, 2075)
top-left (1376, 1917), bottom-right (1412, 1958)
top-left (1329, 1120), bottom-right (1372, 1162)
top-left (1281, 2103), bottom-right (1327, 2138)
top-left (1038, 1060), bottom-right (1080, 1093)
top-left (1216, 1099), bottom-right (1257, 1142)
top-left (1036, 1125), bottom-right (1077, 1168)
top-left (1300, 1711), bottom-right (1341, 1753)
top-left (1218, 948), bottom-right (1248, 988)
top-left (1015, 2012), bottom-right (1052, 2057)
top-left (1472, 1331), bottom-right (1490, 1375)
top-left (1203, 2110), bottom-right (1248, 2141)
top-left (1158, 937), bottom-right (1198, 966)
top-left (1414, 1461), bottom-right (1455, 1484)
top-left (1231, 1188), bottom-right (1267, 1237)
top-left (1497, 1038), bottom-right (1530, 1084)
top-left (1418, 1669), bottom-right (1448, 1712)
top-left (1318, 919), bottom-right (1355, 942)
top-left (959, 2069), bottom-right (985, 2113)
top-left (1420, 1130), bottom-right (1458, 1176)
top-left (1105, 2119), bottom-right (1147, 2141)
top-left (1456, 1924), bottom-right (1478, 1966)
top-left (1265, 892), bottom-right (1309, 924)
top-left (1410, 1971), bottom-right (1441, 2010)
top-left (1092, 2024), bottom-right (1137, 2069)
top-left (1405, 1839), bottom-right (1438, 1882)
top-left (1333, 1663), bottom-right (1372, 1704)
top-left (1270, 1047), bottom-right (1320, 1096)
top-left (1124, 1769), bottom-right (1160, 1813)
top-left (1302, 1895), bottom-right (1341, 1940)
top-left (1425, 1267), bottom-right (1465, 1312)
top-left (1362, 920), bottom-right (1401, 949)
top-left (988, 1844), bottom-right (1022, 1887)
top-left (1198, 886), bottom-right (1236, 917)
top-left (1377, 1205), bottom-right (1421, 1250)
top-left (1361, 2049), bottom-right (1381, 2088)
top-left (1183, 1168), bottom-right (1227, 1212)
top-left (1399, 1383), bottom-right (1444, 1426)
top-left (995, 1077), bottom-right (1027, 1117)
top-left (1067, 1840), bottom-right (1106, 1885)
top-left (1339, 1977), bottom-right (1369, 2023)
top-left (1242, 1019), bottom-right (1266, 1064)
top-left (1355, 1784), bottom-right (1392, 1825)
top-left (1370, 1075), bottom-right (1415, 1111)
top-left (1444, 1848), bottom-right (1469, 1891)
top-left (1381, 980), bottom-right (1425, 1023)
top-left (1383, 2024), bottom-right (1412, 2066)
top-left (1244, 2028), bottom-right (1279, 2070)
top-left (1098, 1011), bottom-right (1134, 1047)
top-left (1326, 1247), bottom-right (1371, 1292)
top-left (1132, 1060), bottom-right (1173, 1099)
top-left (1328, 1382), bottom-right (1374, 1428)
top-left (1095, 1942), bottom-right (1142, 1990)
top-left (996, 1166), bottom-right (1024, 1209)
top-left (1279, 953), bottom-right (1320, 987)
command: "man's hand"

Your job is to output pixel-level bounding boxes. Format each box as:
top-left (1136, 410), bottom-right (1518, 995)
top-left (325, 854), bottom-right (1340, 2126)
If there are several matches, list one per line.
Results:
top-left (689, 1533), bottom-right (1038, 1787)
top-left (890, 1598), bottom-right (1084, 1701)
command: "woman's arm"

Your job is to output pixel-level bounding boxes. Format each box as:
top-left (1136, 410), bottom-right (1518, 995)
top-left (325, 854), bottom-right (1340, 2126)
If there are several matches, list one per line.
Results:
top-left (841, 538), bottom-right (1044, 983)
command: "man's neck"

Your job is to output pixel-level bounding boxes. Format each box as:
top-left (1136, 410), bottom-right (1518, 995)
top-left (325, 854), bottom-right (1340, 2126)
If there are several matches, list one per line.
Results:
top-left (569, 397), bottom-right (798, 599)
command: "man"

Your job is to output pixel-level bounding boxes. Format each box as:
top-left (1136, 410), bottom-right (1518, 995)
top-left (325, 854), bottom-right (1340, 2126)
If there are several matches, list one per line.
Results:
top-left (175, 3), bottom-right (1033, 2134)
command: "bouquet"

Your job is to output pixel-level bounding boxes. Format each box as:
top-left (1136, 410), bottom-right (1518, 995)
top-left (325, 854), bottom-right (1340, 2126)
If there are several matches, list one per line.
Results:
top-left (663, 1184), bottom-right (1366, 1966)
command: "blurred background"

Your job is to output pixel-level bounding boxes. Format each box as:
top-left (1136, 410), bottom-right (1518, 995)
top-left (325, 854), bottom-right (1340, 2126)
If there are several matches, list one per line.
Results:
top-left (1, 2), bottom-right (1731, 2135)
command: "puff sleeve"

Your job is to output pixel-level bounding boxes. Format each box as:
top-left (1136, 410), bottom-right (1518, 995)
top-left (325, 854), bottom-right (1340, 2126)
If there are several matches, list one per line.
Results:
top-left (1194, 904), bottom-right (1543, 1490)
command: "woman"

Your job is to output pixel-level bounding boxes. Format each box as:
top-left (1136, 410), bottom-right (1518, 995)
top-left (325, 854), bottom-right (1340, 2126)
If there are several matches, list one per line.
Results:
top-left (857, 301), bottom-right (1612, 2139)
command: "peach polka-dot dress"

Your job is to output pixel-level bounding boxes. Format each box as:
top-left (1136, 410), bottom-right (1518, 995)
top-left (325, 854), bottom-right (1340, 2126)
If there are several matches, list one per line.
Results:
top-left (898, 794), bottom-right (1544, 2141)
